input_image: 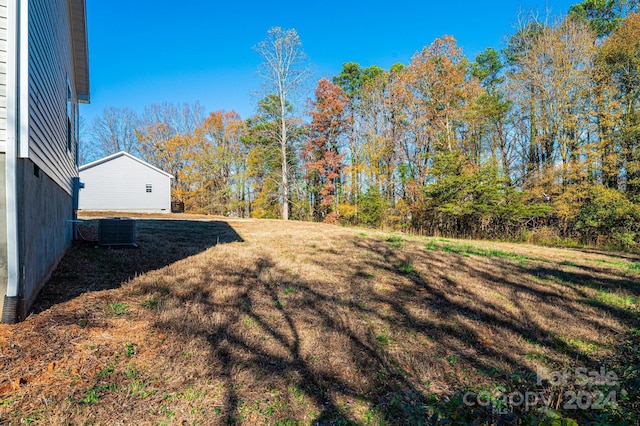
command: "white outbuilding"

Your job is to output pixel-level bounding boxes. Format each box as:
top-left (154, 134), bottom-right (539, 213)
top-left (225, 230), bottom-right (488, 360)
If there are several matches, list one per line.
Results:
top-left (79, 151), bottom-right (174, 213)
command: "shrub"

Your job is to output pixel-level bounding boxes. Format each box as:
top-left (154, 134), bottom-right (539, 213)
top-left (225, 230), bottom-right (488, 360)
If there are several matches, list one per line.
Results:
top-left (573, 185), bottom-right (640, 250)
top-left (357, 187), bottom-right (388, 228)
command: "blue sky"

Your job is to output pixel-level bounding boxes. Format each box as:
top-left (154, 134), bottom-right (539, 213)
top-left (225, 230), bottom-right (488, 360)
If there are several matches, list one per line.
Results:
top-left (81, 0), bottom-right (579, 125)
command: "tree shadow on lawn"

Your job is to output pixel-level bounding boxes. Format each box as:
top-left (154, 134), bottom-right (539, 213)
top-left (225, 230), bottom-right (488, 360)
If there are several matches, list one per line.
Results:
top-left (569, 246), bottom-right (640, 262)
top-left (28, 219), bottom-right (638, 424)
top-left (134, 233), bottom-right (638, 424)
top-left (143, 255), bottom-right (435, 424)
top-left (30, 219), bottom-right (243, 314)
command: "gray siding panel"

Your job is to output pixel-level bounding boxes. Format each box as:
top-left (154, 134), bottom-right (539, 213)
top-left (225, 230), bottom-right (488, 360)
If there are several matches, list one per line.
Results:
top-left (18, 157), bottom-right (71, 311)
top-left (0, 0), bottom-right (6, 152)
top-left (79, 155), bottom-right (172, 212)
top-left (0, 154), bottom-right (7, 319)
top-left (27, 0), bottom-right (78, 194)
top-left (1, 0), bottom-right (87, 322)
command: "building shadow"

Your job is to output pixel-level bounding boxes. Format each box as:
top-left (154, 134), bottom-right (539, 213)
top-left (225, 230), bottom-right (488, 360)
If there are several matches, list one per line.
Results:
top-left (30, 219), bottom-right (243, 314)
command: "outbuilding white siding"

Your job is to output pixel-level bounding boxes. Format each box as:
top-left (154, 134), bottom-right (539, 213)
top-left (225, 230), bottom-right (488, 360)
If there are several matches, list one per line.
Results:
top-left (79, 152), bottom-right (173, 213)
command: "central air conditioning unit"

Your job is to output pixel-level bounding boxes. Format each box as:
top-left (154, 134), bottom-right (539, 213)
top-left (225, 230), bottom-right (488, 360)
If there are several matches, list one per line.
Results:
top-left (98, 218), bottom-right (137, 247)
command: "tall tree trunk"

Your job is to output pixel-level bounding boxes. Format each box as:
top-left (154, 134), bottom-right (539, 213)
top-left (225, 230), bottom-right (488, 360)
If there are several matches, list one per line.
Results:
top-left (280, 96), bottom-right (289, 220)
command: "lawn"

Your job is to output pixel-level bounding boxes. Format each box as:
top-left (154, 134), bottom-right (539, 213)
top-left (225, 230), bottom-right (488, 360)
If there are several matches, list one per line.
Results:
top-left (0, 215), bottom-right (638, 425)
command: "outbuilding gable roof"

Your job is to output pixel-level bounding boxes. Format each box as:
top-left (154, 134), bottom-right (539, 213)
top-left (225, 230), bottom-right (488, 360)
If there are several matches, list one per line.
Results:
top-left (79, 151), bottom-right (175, 179)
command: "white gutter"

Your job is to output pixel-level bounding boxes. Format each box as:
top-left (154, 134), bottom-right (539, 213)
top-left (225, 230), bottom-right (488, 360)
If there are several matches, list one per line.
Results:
top-left (4, 0), bottom-right (26, 312)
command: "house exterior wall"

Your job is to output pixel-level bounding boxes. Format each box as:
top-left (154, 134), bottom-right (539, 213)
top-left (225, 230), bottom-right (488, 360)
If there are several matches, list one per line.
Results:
top-left (26, 0), bottom-right (78, 195)
top-left (17, 157), bottom-right (71, 314)
top-left (79, 155), bottom-right (172, 213)
top-left (0, 154), bottom-right (7, 318)
top-left (1, 0), bottom-right (84, 322)
top-left (0, 0), bottom-right (7, 152)
top-left (10, 0), bottom-right (77, 320)
top-left (0, 0), bottom-right (7, 317)
top-left (0, 156), bottom-right (72, 320)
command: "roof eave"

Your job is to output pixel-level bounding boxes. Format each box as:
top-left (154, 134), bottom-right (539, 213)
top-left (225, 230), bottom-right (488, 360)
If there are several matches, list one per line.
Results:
top-left (70, 0), bottom-right (90, 103)
top-left (80, 151), bottom-right (175, 179)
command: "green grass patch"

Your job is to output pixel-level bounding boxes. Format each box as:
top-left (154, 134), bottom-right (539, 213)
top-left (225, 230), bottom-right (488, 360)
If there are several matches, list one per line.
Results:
top-left (178, 385), bottom-right (206, 401)
top-left (81, 384), bottom-right (118, 405)
top-left (242, 315), bottom-right (257, 328)
top-left (288, 385), bottom-right (305, 406)
top-left (397, 262), bottom-right (417, 275)
top-left (376, 334), bottom-right (391, 345)
top-left (140, 297), bottom-right (161, 310)
top-left (107, 302), bottom-right (129, 316)
top-left (384, 235), bottom-right (405, 249)
top-left (425, 240), bottom-right (438, 251)
top-left (127, 380), bottom-right (153, 398)
top-left (525, 351), bottom-right (551, 363)
top-left (426, 241), bottom-right (530, 262)
top-left (125, 363), bottom-right (138, 379)
top-left (97, 363), bottom-right (115, 377)
top-left (595, 290), bottom-right (638, 310)
top-left (125, 342), bottom-right (137, 357)
top-left (491, 292), bottom-right (506, 301)
top-left (558, 336), bottom-right (598, 355)
top-left (384, 235), bottom-right (404, 243)
top-left (590, 258), bottom-right (640, 272)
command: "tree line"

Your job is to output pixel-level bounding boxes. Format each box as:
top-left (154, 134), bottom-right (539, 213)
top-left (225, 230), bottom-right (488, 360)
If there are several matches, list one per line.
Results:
top-left (83, 0), bottom-right (640, 250)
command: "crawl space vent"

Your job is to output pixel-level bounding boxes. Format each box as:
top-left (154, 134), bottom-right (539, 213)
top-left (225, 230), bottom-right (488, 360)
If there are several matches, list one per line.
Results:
top-left (98, 218), bottom-right (137, 247)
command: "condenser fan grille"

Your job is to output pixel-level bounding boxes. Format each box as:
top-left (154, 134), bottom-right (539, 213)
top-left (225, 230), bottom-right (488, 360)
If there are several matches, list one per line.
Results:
top-left (98, 218), bottom-right (137, 247)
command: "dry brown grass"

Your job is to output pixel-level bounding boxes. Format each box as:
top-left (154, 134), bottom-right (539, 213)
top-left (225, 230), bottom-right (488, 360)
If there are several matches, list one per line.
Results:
top-left (0, 216), bottom-right (638, 424)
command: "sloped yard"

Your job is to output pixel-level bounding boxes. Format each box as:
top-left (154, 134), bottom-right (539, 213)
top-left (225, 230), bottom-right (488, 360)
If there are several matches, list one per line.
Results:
top-left (0, 216), bottom-right (638, 424)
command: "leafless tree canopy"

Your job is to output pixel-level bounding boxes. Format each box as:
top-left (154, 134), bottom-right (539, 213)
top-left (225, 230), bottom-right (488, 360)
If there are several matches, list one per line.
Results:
top-left (254, 27), bottom-right (311, 220)
top-left (91, 106), bottom-right (140, 158)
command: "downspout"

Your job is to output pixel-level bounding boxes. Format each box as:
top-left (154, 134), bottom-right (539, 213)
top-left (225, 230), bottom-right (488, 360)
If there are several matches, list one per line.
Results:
top-left (2, 0), bottom-right (25, 324)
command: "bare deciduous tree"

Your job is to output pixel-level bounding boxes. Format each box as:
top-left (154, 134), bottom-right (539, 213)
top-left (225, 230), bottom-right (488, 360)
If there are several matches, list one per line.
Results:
top-left (142, 101), bottom-right (205, 136)
top-left (255, 27), bottom-right (311, 220)
top-left (91, 106), bottom-right (140, 157)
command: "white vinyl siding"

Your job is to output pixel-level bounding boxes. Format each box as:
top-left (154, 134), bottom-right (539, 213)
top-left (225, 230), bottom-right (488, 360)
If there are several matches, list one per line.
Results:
top-left (79, 154), bottom-right (173, 212)
top-left (0, 0), bottom-right (7, 151)
top-left (27, 0), bottom-right (77, 194)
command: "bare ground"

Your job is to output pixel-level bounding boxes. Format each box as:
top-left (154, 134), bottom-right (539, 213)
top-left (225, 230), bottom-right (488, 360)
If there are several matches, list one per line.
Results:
top-left (0, 215), bottom-right (638, 425)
